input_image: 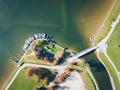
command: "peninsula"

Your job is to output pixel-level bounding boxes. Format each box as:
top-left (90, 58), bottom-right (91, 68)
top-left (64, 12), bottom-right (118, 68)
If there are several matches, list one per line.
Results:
top-left (5, 33), bottom-right (97, 90)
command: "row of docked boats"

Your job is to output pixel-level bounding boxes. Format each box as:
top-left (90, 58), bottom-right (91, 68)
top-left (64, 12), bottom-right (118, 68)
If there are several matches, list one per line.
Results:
top-left (22, 33), bottom-right (52, 51)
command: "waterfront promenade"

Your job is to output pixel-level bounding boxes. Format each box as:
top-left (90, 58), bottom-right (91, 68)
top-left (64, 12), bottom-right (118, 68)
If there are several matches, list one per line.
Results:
top-left (96, 14), bottom-right (120, 90)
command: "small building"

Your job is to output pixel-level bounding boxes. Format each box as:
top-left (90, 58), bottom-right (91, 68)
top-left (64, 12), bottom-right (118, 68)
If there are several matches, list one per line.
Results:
top-left (49, 40), bottom-right (55, 47)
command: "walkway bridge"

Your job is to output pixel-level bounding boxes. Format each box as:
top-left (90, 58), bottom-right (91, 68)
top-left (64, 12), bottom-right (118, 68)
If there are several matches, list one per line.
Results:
top-left (67, 45), bottom-right (99, 62)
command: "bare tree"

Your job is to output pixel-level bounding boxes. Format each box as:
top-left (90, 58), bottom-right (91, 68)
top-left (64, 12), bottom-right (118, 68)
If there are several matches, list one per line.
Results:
top-left (43, 57), bottom-right (49, 62)
top-left (26, 67), bottom-right (34, 77)
top-left (34, 74), bottom-right (40, 82)
top-left (43, 77), bottom-right (49, 86)
top-left (52, 60), bottom-right (58, 66)
top-left (56, 73), bottom-right (65, 83)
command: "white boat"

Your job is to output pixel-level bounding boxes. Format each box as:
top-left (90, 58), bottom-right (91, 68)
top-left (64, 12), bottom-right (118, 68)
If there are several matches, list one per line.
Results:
top-left (34, 34), bottom-right (38, 39)
top-left (89, 37), bottom-right (94, 42)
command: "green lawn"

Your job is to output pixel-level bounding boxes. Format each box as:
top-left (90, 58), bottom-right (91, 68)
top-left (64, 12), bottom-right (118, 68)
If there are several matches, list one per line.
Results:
top-left (21, 40), bottom-right (64, 65)
top-left (95, 0), bottom-right (120, 43)
top-left (107, 24), bottom-right (120, 71)
top-left (47, 44), bottom-right (63, 54)
top-left (99, 53), bottom-right (120, 90)
top-left (9, 69), bottom-right (43, 90)
top-left (39, 41), bottom-right (63, 55)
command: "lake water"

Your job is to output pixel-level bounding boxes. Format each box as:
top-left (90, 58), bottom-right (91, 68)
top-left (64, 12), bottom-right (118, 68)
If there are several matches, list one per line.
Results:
top-left (0, 0), bottom-right (114, 89)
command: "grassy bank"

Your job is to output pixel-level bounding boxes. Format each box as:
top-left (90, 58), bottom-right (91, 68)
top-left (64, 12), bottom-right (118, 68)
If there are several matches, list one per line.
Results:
top-left (94, 0), bottom-right (120, 89)
top-left (8, 69), bottom-right (43, 90)
top-left (107, 24), bottom-right (120, 71)
top-left (95, 0), bottom-right (120, 43)
top-left (80, 71), bottom-right (95, 90)
top-left (99, 53), bottom-right (120, 90)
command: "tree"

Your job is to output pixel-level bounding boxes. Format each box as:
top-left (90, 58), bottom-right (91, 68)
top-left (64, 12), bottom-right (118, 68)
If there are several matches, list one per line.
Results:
top-left (56, 74), bottom-right (65, 83)
top-left (43, 57), bottom-right (49, 62)
top-left (43, 77), bottom-right (49, 86)
top-left (34, 74), bottom-right (40, 82)
top-left (26, 67), bottom-right (34, 77)
top-left (65, 67), bottom-right (71, 75)
top-left (52, 60), bottom-right (58, 66)
top-left (35, 51), bottom-right (41, 56)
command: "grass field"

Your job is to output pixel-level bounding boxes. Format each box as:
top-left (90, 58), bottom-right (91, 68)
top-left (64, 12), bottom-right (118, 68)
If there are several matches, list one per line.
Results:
top-left (21, 40), bottom-right (63, 65)
top-left (39, 41), bottom-right (63, 55)
top-left (8, 69), bottom-right (43, 90)
top-left (95, 0), bottom-right (120, 43)
top-left (107, 24), bottom-right (120, 71)
top-left (99, 53), bottom-right (120, 90)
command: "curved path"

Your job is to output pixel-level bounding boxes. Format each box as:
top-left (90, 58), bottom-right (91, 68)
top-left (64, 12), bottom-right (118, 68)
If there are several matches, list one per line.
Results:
top-left (97, 14), bottom-right (120, 82)
top-left (96, 14), bottom-right (120, 90)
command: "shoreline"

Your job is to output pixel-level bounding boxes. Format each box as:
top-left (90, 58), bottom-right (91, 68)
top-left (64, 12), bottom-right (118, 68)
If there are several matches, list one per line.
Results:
top-left (93, 0), bottom-right (117, 44)
top-left (75, 0), bottom-right (115, 46)
top-left (5, 36), bottom-right (87, 90)
top-left (0, 61), bottom-right (18, 90)
top-left (93, 0), bottom-right (120, 89)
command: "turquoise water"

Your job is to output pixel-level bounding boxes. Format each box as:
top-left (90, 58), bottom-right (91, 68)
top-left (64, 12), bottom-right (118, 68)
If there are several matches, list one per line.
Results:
top-left (0, 0), bottom-right (113, 89)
